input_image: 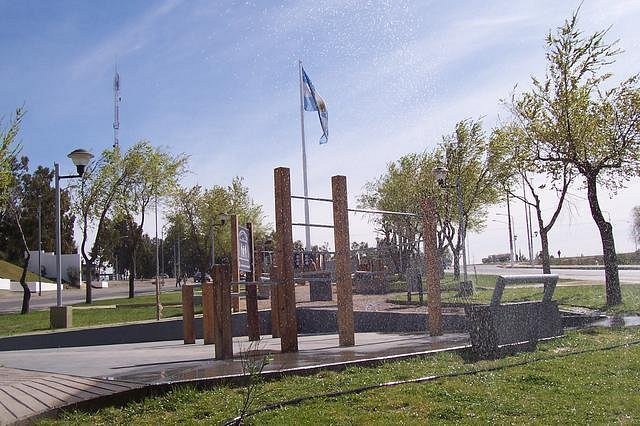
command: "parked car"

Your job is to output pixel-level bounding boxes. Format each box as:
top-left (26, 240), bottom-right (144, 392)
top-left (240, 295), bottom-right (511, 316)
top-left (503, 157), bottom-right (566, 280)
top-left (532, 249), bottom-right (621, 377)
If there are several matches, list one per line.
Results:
top-left (194, 272), bottom-right (212, 283)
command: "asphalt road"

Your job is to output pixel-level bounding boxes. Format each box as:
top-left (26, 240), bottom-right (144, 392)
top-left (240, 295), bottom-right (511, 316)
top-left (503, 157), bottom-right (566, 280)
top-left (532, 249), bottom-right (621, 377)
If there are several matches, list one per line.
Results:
top-left (0, 280), bottom-right (182, 314)
top-left (470, 264), bottom-right (640, 284)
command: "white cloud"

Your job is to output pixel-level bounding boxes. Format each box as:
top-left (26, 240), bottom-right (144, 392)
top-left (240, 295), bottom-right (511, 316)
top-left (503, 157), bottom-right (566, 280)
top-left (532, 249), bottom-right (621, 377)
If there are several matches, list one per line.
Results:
top-left (69, 0), bottom-right (183, 79)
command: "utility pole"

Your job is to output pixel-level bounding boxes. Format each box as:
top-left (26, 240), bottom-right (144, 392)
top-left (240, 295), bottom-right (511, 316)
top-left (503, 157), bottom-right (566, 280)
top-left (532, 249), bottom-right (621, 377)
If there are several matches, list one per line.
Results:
top-left (37, 201), bottom-right (42, 296)
top-left (113, 64), bottom-right (121, 148)
top-left (522, 176), bottom-right (533, 264)
top-left (506, 193), bottom-right (514, 266)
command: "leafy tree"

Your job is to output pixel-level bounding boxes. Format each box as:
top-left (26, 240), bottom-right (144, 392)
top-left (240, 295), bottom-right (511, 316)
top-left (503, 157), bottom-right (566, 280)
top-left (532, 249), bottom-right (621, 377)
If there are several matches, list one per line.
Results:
top-left (0, 108), bottom-right (24, 208)
top-left (75, 147), bottom-right (134, 302)
top-left (435, 120), bottom-right (505, 281)
top-left (514, 11), bottom-right (640, 305)
top-left (115, 141), bottom-right (188, 298)
top-left (359, 153), bottom-right (433, 276)
top-left (168, 177), bottom-right (267, 278)
top-left (491, 124), bottom-right (576, 273)
top-left (1, 156), bottom-right (32, 313)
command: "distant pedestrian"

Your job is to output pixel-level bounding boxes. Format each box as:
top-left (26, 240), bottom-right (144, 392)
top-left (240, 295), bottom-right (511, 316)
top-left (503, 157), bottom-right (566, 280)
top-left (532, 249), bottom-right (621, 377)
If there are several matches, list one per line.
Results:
top-left (557, 250), bottom-right (561, 259)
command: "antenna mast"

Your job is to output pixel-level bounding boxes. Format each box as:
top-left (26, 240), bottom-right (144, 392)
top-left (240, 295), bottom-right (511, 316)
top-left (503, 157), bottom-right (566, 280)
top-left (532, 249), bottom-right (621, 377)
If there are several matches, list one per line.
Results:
top-left (113, 64), bottom-right (121, 148)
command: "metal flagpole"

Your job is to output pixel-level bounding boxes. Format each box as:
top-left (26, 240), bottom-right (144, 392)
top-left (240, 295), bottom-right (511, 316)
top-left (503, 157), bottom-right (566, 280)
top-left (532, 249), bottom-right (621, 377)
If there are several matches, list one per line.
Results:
top-left (299, 60), bottom-right (311, 250)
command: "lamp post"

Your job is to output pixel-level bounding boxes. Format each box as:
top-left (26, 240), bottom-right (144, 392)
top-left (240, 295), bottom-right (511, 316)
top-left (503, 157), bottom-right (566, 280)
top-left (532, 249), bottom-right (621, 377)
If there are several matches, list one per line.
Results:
top-left (53, 149), bottom-right (93, 325)
top-left (154, 195), bottom-right (161, 320)
top-left (433, 165), bottom-right (469, 287)
top-left (37, 200), bottom-right (42, 296)
top-left (160, 224), bottom-right (169, 280)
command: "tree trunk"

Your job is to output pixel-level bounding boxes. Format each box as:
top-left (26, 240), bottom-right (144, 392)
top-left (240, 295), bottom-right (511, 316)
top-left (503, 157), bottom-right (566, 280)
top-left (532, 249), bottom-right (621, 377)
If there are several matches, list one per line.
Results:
top-left (20, 253), bottom-right (31, 315)
top-left (451, 246), bottom-right (460, 280)
top-left (539, 228), bottom-right (551, 274)
top-left (586, 176), bottom-right (621, 306)
top-left (128, 247), bottom-right (136, 299)
top-left (85, 262), bottom-right (93, 304)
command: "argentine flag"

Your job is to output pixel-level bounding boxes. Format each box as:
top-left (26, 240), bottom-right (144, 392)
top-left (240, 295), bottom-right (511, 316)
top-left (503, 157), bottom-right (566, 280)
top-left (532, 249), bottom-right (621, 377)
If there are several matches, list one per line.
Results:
top-left (302, 67), bottom-right (328, 145)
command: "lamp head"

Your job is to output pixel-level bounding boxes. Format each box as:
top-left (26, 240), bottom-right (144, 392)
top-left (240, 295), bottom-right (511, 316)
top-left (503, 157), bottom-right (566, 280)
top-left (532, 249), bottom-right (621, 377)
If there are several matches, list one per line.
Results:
top-left (67, 149), bottom-right (94, 176)
top-left (217, 213), bottom-right (229, 226)
top-left (433, 166), bottom-right (448, 187)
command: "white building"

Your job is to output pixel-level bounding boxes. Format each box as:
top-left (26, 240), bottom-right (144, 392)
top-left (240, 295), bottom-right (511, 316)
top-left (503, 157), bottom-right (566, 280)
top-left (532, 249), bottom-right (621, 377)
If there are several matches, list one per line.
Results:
top-left (27, 250), bottom-right (82, 285)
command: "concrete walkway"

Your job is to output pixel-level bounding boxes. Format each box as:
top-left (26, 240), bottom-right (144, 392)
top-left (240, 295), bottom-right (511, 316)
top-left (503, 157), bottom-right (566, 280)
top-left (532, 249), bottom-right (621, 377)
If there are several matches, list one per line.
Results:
top-left (0, 367), bottom-right (140, 425)
top-left (0, 332), bottom-right (469, 424)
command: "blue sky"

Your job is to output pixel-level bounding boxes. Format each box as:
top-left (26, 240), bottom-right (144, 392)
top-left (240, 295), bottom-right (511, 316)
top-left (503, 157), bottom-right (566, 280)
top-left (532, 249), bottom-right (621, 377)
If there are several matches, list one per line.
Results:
top-left (2, 0), bottom-right (640, 260)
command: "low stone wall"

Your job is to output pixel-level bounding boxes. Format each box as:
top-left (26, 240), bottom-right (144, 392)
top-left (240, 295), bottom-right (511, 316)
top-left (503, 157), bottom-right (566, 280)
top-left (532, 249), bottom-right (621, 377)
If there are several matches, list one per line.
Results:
top-left (0, 308), bottom-right (464, 351)
top-left (0, 307), bottom-right (591, 352)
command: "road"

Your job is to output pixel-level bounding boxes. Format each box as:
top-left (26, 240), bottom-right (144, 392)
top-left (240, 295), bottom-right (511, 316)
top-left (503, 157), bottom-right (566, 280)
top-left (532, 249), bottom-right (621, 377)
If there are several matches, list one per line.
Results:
top-left (469, 264), bottom-right (640, 284)
top-left (0, 280), bottom-right (182, 314)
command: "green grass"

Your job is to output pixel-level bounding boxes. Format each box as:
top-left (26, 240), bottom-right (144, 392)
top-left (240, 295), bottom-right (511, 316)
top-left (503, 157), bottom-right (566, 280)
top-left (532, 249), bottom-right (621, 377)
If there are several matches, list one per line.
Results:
top-left (40, 326), bottom-right (640, 425)
top-left (395, 274), bottom-right (640, 315)
top-left (0, 291), bottom-right (195, 336)
top-left (0, 259), bottom-right (52, 283)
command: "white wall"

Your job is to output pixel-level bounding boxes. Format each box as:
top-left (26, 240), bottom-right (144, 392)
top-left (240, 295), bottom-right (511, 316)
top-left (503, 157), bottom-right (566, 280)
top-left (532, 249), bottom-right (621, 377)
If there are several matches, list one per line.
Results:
top-left (28, 251), bottom-right (82, 284)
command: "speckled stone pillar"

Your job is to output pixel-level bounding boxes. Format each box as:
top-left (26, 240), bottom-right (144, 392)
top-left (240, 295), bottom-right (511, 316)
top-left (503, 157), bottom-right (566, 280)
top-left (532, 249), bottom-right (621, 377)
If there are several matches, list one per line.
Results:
top-left (423, 197), bottom-right (442, 336)
top-left (274, 167), bottom-right (298, 352)
top-left (213, 264), bottom-right (233, 359)
top-left (182, 284), bottom-right (195, 344)
top-left (332, 175), bottom-right (355, 346)
top-left (202, 281), bottom-right (215, 345)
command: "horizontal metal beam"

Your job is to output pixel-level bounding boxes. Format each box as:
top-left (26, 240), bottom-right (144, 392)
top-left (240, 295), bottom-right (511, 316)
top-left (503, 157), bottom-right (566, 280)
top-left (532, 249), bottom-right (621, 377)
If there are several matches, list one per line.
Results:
top-left (291, 195), bottom-right (333, 203)
top-left (347, 207), bottom-right (418, 217)
top-left (292, 222), bottom-right (334, 229)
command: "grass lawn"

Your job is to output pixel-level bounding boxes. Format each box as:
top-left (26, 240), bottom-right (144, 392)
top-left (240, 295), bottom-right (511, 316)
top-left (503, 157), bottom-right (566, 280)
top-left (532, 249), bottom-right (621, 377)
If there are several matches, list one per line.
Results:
top-left (394, 274), bottom-right (640, 315)
top-left (40, 326), bottom-right (640, 425)
top-left (0, 291), bottom-right (195, 336)
top-left (0, 259), bottom-right (52, 283)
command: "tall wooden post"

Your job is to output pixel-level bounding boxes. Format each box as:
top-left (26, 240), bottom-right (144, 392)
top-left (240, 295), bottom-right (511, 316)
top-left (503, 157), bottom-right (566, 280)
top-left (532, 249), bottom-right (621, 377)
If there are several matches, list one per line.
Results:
top-left (213, 264), bottom-right (233, 359)
top-left (202, 281), bottom-right (215, 345)
top-left (274, 167), bottom-right (298, 352)
top-left (230, 215), bottom-right (240, 312)
top-left (423, 197), bottom-right (442, 336)
top-left (332, 175), bottom-right (355, 346)
top-left (182, 284), bottom-right (195, 344)
top-left (246, 222), bottom-right (260, 341)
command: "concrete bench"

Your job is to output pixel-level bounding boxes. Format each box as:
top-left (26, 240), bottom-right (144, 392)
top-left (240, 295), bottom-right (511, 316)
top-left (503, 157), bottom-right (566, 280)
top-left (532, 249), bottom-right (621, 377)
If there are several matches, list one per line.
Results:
top-left (467, 274), bottom-right (563, 358)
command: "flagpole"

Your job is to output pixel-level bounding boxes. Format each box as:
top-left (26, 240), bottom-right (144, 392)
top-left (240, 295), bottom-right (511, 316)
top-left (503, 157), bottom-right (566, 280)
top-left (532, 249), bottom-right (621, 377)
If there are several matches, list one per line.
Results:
top-left (299, 60), bottom-right (312, 250)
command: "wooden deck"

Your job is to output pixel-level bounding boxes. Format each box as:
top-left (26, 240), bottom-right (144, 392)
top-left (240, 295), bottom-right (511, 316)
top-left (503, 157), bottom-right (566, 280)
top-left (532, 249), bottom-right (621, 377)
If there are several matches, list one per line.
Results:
top-left (0, 367), bottom-right (140, 425)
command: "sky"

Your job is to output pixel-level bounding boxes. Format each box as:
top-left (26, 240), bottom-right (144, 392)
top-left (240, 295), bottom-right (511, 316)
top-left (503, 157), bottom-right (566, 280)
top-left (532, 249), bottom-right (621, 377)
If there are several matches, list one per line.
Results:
top-left (1, 0), bottom-right (640, 262)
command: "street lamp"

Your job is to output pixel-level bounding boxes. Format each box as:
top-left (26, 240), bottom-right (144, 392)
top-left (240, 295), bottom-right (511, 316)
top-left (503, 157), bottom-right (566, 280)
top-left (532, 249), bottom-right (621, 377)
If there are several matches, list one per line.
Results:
top-left (55, 149), bottom-right (94, 307)
top-left (433, 165), bottom-right (469, 288)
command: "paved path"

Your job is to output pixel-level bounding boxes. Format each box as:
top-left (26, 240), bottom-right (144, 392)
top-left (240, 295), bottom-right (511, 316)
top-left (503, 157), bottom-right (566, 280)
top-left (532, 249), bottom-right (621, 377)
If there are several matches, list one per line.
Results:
top-left (0, 332), bottom-right (469, 424)
top-left (470, 264), bottom-right (640, 284)
top-left (0, 367), bottom-right (140, 425)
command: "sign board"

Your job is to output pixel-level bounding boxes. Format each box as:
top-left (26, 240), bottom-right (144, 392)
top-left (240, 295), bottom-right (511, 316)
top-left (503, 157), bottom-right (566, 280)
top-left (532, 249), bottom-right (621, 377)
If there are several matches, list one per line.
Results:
top-left (238, 226), bottom-right (252, 273)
